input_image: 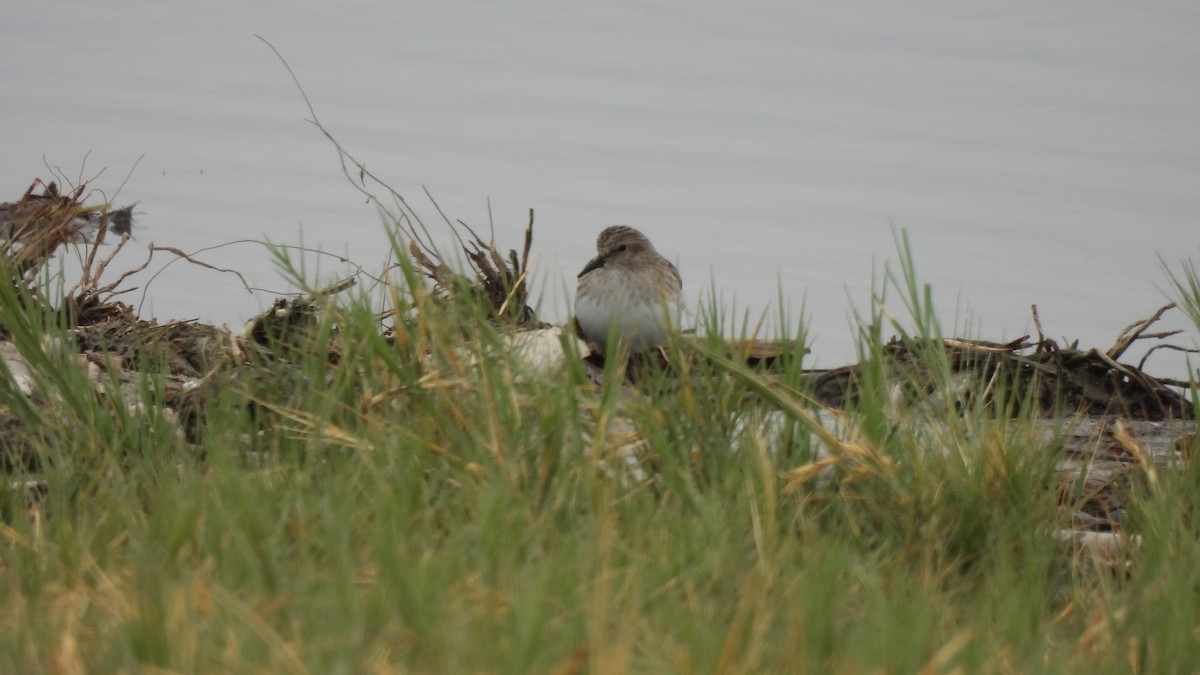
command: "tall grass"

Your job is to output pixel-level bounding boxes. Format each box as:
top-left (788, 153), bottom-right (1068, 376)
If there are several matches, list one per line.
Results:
top-left (0, 231), bottom-right (1197, 673)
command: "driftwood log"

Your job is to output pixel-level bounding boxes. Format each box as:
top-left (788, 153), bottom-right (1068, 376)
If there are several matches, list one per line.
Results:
top-left (794, 306), bottom-right (1194, 420)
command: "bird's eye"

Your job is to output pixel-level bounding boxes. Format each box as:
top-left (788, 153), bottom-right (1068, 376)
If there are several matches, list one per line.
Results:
top-left (617, 244), bottom-right (627, 252)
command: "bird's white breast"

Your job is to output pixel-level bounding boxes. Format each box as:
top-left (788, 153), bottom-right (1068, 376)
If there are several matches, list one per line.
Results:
top-left (575, 268), bottom-right (678, 353)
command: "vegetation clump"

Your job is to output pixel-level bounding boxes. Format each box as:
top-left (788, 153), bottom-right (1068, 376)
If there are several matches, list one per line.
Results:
top-left (0, 170), bottom-right (1198, 673)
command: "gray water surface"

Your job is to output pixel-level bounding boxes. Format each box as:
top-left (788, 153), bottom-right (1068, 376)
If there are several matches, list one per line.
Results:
top-left (4, 2), bottom-right (1199, 374)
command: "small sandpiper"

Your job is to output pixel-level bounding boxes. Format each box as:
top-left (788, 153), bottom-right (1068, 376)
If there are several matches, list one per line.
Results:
top-left (575, 225), bottom-right (682, 354)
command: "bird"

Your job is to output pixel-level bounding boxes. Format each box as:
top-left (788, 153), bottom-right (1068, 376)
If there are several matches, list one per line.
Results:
top-left (574, 225), bottom-right (682, 354)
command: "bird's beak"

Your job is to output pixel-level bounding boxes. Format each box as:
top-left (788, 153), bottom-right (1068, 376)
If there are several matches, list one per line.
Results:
top-left (578, 254), bottom-right (606, 278)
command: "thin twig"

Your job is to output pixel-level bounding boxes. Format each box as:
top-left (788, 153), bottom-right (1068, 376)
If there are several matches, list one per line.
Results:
top-left (147, 244), bottom-right (254, 294)
top-left (94, 246), bottom-right (155, 297)
top-left (256, 34), bottom-right (443, 262)
top-left (75, 154), bottom-right (145, 291)
top-left (1031, 304), bottom-right (1046, 346)
top-left (257, 34), bottom-right (537, 324)
top-left (1108, 303), bottom-right (1175, 360)
top-left (135, 238), bottom-right (391, 316)
top-left (81, 233), bottom-right (134, 295)
top-left (1138, 343), bottom-right (1200, 372)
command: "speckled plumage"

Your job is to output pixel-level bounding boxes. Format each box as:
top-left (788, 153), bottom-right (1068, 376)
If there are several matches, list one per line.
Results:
top-left (575, 225), bottom-right (682, 354)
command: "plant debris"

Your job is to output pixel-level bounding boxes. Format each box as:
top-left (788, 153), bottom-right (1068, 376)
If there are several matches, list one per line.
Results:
top-left (802, 305), bottom-right (1194, 420)
top-left (406, 209), bottom-right (543, 328)
top-left (0, 175), bottom-right (1195, 570)
top-left (0, 179), bottom-right (133, 282)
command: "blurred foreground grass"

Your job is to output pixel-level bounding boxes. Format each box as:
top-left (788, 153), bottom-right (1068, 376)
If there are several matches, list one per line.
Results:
top-left (0, 225), bottom-right (1198, 675)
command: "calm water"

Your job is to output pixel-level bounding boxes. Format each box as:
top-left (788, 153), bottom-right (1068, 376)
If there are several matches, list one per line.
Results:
top-left (4, 2), bottom-right (1199, 373)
